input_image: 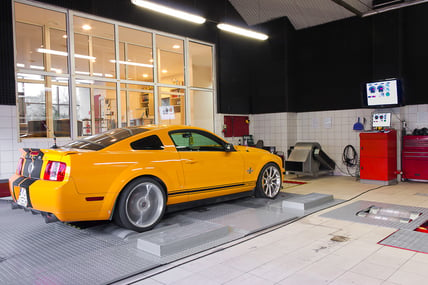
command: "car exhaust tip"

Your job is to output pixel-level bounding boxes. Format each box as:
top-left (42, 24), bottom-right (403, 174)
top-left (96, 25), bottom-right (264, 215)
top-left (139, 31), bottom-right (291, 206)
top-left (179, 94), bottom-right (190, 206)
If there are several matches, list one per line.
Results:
top-left (11, 201), bottom-right (21, 210)
top-left (41, 212), bottom-right (59, 223)
top-left (11, 202), bottom-right (59, 223)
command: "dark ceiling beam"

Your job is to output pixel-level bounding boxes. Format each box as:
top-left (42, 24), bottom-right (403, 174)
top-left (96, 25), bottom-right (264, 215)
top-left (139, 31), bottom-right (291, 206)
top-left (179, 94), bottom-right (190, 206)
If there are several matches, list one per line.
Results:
top-left (330, 0), bottom-right (363, 17)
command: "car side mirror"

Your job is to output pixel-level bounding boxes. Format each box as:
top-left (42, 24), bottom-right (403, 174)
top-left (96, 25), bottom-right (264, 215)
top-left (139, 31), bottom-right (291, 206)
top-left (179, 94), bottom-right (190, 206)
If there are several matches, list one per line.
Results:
top-left (225, 143), bottom-right (234, 152)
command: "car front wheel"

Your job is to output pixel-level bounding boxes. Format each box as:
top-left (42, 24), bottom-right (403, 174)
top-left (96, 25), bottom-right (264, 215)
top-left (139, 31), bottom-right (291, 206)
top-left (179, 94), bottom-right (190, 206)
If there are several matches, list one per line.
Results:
top-left (114, 177), bottom-right (166, 232)
top-left (255, 163), bottom-right (281, 199)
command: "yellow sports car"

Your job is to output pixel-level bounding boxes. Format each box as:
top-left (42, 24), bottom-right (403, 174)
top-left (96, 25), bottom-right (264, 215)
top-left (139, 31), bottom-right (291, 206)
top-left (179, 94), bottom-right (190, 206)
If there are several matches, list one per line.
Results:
top-left (9, 125), bottom-right (284, 232)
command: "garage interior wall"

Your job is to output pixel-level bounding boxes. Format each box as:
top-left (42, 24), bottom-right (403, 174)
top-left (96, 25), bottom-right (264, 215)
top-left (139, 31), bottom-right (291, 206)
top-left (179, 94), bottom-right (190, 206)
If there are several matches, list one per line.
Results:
top-left (1, 0), bottom-right (428, 180)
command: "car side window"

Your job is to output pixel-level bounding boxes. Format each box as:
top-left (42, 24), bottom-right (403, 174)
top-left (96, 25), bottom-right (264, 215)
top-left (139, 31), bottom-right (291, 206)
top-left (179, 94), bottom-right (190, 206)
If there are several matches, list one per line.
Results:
top-left (170, 131), bottom-right (225, 151)
top-left (131, 135), bottom-right (164, 150)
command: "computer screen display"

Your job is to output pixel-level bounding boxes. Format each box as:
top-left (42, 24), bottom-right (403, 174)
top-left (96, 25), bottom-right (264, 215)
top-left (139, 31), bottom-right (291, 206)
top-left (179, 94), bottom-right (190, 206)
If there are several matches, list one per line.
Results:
top-left (363, 78), bottom-right (403, 108)
top-left (372, 112), bottom-right (391, 128)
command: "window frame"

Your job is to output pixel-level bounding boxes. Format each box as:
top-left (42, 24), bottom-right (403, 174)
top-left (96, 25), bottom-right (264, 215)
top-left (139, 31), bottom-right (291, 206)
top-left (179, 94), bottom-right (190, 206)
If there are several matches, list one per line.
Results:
top-left (130, 135), bottom-right (164, 150)
top-left (13, 0), bottom-right (217, 141)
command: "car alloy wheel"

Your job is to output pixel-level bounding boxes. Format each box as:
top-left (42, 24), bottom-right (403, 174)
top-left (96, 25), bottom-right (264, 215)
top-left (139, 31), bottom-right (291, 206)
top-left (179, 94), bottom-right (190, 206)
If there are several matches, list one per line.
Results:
top-left (115, 177), bottom-right (166, 232)
top-left (255, 163), bottom-right (281, 199)
top-left (125, 181), bottom-right (165, 228)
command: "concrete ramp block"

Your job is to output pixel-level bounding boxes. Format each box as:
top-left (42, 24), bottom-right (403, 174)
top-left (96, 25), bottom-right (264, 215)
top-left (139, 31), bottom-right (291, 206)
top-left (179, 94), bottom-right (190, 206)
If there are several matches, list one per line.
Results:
top-left (137, 221), bottom-right (229, 256)
top-left (282, 192), bottom-right (333, 210)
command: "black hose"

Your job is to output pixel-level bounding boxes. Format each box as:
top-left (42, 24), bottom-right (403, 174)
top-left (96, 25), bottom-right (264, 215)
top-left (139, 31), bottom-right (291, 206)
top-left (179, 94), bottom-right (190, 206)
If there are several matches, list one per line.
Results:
top-left (342, 145), bottom-right (359, 177)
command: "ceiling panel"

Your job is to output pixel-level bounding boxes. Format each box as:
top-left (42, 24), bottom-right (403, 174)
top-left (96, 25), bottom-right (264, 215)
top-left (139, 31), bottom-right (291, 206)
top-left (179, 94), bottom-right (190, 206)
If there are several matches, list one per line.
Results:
top-left (228, 0), bottom-right (373, 30)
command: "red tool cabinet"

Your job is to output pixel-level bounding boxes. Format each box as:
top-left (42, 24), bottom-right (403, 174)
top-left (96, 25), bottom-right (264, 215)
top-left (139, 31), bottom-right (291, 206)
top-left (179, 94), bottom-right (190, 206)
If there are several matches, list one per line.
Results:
top-left (360, 130), bottom-right (397, 185)
top-left (402, 135), bottom-right (428, 181)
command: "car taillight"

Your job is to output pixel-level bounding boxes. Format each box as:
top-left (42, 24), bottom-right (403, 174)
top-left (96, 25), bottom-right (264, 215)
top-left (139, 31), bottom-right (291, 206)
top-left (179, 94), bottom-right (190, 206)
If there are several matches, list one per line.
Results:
top-left (16, 158), bottom-right (24, 175)
top-left (43, 161), bottom-right (67, 181)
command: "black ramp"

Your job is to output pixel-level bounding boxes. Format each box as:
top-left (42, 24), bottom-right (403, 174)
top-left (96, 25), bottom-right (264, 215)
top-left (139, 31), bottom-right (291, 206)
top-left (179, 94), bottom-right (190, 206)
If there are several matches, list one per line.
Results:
top-left (313, 148), bottom-right (335, 170)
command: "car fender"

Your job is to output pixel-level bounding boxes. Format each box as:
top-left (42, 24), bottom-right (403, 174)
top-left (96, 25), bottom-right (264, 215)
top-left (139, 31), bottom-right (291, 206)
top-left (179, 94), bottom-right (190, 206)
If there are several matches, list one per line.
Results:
top-left (235, 146), bottom-right (284, 183)
top-left (102, 152), bottom-right (185, 215)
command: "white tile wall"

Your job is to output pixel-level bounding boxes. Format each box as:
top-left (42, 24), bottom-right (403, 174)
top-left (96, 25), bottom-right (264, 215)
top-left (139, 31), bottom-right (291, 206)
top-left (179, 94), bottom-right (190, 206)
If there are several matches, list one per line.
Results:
top-left (242, 105), bottom-right (428, 177)
top-left (1, 105), bottom-right (428, 179)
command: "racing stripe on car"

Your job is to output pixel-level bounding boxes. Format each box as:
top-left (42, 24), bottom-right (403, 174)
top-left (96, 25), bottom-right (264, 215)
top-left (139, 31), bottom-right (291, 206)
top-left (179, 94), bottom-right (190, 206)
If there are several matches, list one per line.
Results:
top-left (14, 177), bottom-right (36, 208)
top-left (12, 176), bottom-right (26, 188)
top-left (11, 176), bottom-right (27, 200)
top-left (168, 181), bottom-right (256, 197)
top-left (22, 149), bottom-right (44, 179)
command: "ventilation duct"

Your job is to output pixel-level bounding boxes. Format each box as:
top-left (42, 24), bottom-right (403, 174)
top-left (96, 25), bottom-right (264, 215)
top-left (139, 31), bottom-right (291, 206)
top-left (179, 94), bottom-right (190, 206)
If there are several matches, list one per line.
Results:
top-left (372, 0), bottom-right (404, 8)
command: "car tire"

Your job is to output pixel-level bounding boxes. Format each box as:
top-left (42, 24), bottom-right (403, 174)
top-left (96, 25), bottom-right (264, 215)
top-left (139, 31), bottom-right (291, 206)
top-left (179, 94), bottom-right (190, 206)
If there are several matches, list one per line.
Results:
top-left (255, 163), bottom-right (281, 199)
top-left (114, 177), bottom-right (166, 232)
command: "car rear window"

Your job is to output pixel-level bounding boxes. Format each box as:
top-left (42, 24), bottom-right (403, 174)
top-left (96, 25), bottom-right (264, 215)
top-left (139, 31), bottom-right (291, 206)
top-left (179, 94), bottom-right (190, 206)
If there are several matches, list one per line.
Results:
top-left (63, 127), bottom-right (148, 150)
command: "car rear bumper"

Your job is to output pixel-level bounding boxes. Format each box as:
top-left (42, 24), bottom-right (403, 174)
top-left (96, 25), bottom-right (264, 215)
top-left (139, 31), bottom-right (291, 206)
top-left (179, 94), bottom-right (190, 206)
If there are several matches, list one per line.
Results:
top-left (9, 174), bottom-right (112, 222)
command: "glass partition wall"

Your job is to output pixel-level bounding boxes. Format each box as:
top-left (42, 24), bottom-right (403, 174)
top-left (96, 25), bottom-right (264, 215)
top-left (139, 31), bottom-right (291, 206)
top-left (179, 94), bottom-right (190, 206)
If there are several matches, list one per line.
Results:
top-left (13, 1), bottom-right (215, 139)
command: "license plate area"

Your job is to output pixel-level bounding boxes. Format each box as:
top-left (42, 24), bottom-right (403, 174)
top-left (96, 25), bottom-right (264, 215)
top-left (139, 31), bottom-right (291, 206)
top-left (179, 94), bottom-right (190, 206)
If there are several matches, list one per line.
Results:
top-left (17, 187), bottom-right (28, 207)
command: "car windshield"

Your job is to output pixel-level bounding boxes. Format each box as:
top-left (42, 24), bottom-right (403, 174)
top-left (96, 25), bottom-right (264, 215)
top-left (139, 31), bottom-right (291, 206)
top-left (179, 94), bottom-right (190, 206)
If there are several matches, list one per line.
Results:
top-left (63, 127), bottom-right (148, 150)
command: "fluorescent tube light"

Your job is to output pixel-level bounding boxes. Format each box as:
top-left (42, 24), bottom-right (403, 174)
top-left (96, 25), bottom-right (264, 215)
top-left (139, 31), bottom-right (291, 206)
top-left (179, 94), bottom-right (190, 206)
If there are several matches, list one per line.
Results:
top-left (131, 0), bottom-right (206, 24)
top-left (217, 23), bottom-right (268, 41)
top-left (110, 59), bottom-right (154, 68)
top-left (50, 68), bottom-right (63, 74)
top-left (75, 54), bottom-right (96, 60)
top-left (76, 71), bottom-right (90, 75)
top-left (30, 65), bottom-right (45, 70)
top-left (37, 48), bottom-right (67, 57)
top-left (37, 48), bottom-right (96, 60)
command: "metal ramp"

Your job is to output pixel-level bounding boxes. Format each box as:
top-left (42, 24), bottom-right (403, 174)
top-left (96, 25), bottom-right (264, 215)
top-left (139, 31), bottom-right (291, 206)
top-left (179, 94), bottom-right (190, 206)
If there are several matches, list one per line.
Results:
top-left (0, 193), bottom-right (342, 285)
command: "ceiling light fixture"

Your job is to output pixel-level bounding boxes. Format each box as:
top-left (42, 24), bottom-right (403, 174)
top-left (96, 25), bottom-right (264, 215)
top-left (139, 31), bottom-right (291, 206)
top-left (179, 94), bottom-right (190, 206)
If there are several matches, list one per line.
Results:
top-left (30, 65), bottom-right (45, 70)
top-left (51, 68), bottom-right (62, 74)
top-left (37, 48), bottom-right (96, 60)
top-left (110, 59), bottom-right (153, 68)
top-left (82, 24), bottom-right (92, 30)
top-left (131, 0), bottom-right (206, 24)
top-left (217, 23), bottom-right (268, 41)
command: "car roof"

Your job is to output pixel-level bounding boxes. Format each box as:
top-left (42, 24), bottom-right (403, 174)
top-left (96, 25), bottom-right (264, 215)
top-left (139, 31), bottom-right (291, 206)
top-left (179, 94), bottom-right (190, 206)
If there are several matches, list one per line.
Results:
top-left (134, 125), bottom-right (206, 132)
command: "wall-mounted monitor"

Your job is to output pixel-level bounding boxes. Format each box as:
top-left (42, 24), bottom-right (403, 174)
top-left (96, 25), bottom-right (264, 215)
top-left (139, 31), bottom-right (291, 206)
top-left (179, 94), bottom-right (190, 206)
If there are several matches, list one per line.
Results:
top-left (372, 112), bottom-right (391, 128)
top-left (362, 78), bottom-right (403, 108)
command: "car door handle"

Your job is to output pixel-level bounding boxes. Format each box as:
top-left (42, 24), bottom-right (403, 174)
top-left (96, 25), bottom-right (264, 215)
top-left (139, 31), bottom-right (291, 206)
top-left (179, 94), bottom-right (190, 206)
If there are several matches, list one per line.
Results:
top-left (184, 159), bottom-right (197, 164)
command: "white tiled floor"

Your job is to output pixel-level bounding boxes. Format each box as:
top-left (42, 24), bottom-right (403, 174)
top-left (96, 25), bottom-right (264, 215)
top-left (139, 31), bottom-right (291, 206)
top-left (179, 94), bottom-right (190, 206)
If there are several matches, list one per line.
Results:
top-left (124, 176), bottom-right (428, 285)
